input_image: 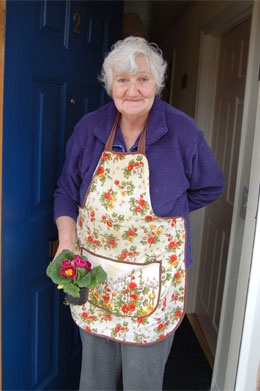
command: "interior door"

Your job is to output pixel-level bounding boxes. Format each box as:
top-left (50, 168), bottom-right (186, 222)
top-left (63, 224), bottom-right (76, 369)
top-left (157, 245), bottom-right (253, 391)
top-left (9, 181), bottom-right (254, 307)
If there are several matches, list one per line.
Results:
top-left (1, 1), bottom-right (123, 389)
top-left (195, 19), bottom-right (251, 356)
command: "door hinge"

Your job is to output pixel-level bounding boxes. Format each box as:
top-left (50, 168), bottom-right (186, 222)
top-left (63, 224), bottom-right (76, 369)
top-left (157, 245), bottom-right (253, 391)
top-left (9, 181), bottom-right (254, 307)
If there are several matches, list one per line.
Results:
top-left (240, 186), bottom-right (248, 219)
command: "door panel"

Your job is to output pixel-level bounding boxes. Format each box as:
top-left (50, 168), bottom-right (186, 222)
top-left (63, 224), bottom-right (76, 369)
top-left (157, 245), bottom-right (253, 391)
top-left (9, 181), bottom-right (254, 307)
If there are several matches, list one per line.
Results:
top-left (2, 1), bottom-right (123, 389)
top-left (37, 0), bottom-right (68, 48)
top-left (30, 280), bottom-right (58, 389)
top-left (32, 79), bottom-right (66, 218)
top-left (195, 19), bottom-right (250, 356)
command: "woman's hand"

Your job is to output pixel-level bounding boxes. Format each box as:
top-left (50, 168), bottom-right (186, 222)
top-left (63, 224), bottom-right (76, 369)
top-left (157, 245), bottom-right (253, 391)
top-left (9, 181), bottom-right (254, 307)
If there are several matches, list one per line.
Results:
top-left (54, 216), bottom-right (77, 259)
top-left (54, 243), bottom-right (75, 259)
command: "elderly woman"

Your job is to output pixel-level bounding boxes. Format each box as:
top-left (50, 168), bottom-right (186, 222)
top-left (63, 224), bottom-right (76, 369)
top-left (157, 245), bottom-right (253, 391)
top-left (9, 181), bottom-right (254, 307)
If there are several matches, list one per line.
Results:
top-left (54, 36), bottom-right (224, 390)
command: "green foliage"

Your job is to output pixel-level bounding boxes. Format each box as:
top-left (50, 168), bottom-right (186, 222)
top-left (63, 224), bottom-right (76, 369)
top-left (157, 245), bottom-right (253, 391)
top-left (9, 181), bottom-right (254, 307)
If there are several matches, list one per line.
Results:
top-left (92, 266), bottom-right (107, 282)
top-left (77, 273), bottom-right (92, 288)
top-left (46, 249), bottom-right (107, 298)
top-left (63, 282), bottom-right (80, 297)
top-left (46, 249), bottom-right (74, 284)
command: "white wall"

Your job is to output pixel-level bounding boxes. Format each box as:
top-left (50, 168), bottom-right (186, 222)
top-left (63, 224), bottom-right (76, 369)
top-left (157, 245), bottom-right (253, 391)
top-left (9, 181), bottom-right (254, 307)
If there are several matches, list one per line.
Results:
top-left (160, 1), bottom-right (232, 117)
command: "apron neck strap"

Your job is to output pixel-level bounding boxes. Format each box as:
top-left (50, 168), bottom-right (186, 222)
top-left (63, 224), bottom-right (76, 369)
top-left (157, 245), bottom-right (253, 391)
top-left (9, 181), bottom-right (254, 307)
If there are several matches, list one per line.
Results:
top-left (105, 112), bottom-right (147, 154)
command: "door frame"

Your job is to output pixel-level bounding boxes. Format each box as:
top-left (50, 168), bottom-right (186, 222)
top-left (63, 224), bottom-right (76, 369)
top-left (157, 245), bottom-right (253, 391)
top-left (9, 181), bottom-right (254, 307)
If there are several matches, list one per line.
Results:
top-left (235, 80), bottom-right (260, 390)
top-left (0, 0), bottom-right (6, 389)
top-left (218, 1), bottom-right (260, 388)
top-left (188, 0), bottom-right (253, 313)
top-left (188, 0), bottom-right (260, 389)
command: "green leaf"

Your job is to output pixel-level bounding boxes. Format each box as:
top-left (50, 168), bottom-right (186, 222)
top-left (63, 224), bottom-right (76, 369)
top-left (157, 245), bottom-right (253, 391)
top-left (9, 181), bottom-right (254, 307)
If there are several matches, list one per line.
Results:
top-left (63, 282), bottom-right (80, 298)
top-left (55, 249), bottom-right (74, 262)
top-left (46, 249), bottom-right (76, 285)
top-left (90, 183), bottom-right (96, 193)
top-left (46, 249), bottom-right (74, 278)
top-left (77, 273), bottom-right (92, 288)
top-left (49, 263), bottom-right (73, 284)
top-left (91, 266), bottom-right (107, 282)
top-left (86, 277), bottom-right (98, 288)
top-left (52, 274), bottom-right (69, 285)
top-left (46, 259), bottom-right (60, 278)
top-left (46, 262), bottom-right (53, 278)
top-left (75, 267), bottom-right (87, 281)
top-left (46, 264), bottom-right (66, 285)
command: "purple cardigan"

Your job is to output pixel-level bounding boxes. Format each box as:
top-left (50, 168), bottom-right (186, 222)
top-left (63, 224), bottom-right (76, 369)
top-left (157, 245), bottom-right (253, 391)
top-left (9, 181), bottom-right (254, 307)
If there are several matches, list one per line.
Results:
top-left (54, 96), bottom-right (225, 267)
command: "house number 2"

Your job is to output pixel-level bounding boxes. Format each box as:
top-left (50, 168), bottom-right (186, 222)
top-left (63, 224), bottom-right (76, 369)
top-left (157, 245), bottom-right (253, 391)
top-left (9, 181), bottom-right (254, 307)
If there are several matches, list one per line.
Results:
top-left (73, 12), bottom-right (81, 34)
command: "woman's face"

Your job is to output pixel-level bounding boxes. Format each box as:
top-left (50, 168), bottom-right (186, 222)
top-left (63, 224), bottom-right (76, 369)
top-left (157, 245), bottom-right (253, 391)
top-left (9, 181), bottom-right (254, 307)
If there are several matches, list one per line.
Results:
top-left (112, 55), bottom-right (156, 120)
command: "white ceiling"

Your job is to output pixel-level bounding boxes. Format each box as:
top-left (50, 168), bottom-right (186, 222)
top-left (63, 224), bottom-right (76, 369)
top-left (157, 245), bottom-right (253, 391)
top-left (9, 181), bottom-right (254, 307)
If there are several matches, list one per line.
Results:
top-left (124, 0), bottom-right (194, 41)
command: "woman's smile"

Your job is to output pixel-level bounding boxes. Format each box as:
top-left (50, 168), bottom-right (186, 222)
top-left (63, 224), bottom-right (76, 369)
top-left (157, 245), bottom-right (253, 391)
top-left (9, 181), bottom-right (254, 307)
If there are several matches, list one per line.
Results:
top-left (112, 54), bottom-right (156, 120)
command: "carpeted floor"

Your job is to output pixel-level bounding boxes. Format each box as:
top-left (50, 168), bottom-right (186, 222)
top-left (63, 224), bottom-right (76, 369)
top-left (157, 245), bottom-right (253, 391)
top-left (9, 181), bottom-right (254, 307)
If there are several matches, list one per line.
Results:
top-left (163, 316), bottom-right (212, 390)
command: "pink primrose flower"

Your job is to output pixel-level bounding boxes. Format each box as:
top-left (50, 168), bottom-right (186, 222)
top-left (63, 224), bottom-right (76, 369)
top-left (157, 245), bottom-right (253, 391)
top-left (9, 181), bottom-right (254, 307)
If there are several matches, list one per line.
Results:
top-left (61, 259), bottom-right (71, 267)
top-left (60, 266), bottom-right (77, 279)
top-left (74, 258), bottom-right (88, 268)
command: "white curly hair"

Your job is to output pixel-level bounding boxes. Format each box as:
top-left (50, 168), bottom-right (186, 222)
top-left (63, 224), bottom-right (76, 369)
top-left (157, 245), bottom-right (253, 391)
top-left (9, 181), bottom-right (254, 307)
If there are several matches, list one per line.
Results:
top-left (99, 36), bottom-right (167, 97)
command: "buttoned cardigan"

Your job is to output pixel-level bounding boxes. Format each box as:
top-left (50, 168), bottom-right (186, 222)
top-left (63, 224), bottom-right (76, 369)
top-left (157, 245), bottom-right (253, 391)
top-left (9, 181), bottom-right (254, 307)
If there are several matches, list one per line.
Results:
top-left (54, 96), bottom-right (225, 267)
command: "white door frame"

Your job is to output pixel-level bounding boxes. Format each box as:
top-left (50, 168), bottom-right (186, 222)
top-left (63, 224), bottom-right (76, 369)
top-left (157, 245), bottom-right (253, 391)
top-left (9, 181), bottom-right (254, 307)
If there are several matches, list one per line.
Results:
top-left (218, 1), bottom-right (260, 388)
top-left (235, 79), bottom-right (260, 390)
top-left (188, 0), bottom-right (260, 389)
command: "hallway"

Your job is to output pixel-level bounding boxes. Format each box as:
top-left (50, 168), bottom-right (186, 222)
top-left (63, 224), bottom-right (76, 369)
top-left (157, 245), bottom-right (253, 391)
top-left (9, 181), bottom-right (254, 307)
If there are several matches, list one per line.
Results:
top-left (164, 317), bottom-right (212, 391)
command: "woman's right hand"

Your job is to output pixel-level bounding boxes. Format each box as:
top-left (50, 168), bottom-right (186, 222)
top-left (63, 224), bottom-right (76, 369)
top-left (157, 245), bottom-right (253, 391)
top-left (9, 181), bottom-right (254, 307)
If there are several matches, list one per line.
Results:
top-left (54, 216), bottom-right (77, 260)
top-left (54, 243), bottom-right (75, 260)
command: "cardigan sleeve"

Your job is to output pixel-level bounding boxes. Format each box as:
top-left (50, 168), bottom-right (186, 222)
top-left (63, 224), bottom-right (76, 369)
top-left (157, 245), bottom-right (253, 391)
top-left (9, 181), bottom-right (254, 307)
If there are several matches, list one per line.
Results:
top-left (186, 130), bottom-right (225, 212)
top-left (53, 126), bottom-right (82, 222)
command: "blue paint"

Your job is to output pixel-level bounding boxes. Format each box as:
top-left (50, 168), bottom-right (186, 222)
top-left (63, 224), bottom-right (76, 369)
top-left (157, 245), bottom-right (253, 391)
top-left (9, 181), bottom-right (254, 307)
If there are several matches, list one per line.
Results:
top-left (1, 1), bottom-right (123, 389)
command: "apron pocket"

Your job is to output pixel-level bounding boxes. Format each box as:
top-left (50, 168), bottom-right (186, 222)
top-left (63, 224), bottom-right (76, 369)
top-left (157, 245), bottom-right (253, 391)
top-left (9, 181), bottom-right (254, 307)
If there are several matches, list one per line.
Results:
top-left (81, 247), bottom-right (161, 318)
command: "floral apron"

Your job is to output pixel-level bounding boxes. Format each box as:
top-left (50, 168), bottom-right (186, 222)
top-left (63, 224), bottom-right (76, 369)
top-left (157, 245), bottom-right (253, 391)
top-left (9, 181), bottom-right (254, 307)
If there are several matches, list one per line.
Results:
top-left (71, 113), bottom-right (187, 345)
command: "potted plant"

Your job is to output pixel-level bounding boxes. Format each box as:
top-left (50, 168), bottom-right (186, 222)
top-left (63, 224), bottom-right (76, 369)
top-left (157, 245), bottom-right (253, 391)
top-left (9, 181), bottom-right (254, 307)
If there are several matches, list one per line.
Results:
top-left (46, 249), bottom-right (107, 305)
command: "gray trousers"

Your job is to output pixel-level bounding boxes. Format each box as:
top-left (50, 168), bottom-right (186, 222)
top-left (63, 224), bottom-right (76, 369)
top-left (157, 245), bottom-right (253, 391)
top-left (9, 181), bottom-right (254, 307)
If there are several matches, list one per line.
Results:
top-left (79, 328), bottom-right (174, 391)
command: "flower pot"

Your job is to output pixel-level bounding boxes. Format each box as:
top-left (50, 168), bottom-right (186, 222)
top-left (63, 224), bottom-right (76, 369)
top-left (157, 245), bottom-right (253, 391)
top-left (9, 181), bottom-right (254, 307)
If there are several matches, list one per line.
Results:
top-left (65, 288), bottom-right (89, 305)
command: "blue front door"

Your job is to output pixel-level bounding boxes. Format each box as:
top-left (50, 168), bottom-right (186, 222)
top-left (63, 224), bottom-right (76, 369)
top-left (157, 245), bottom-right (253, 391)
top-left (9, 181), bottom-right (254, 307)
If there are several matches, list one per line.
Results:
top-left (1, 1), bottom-right (123, 389)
